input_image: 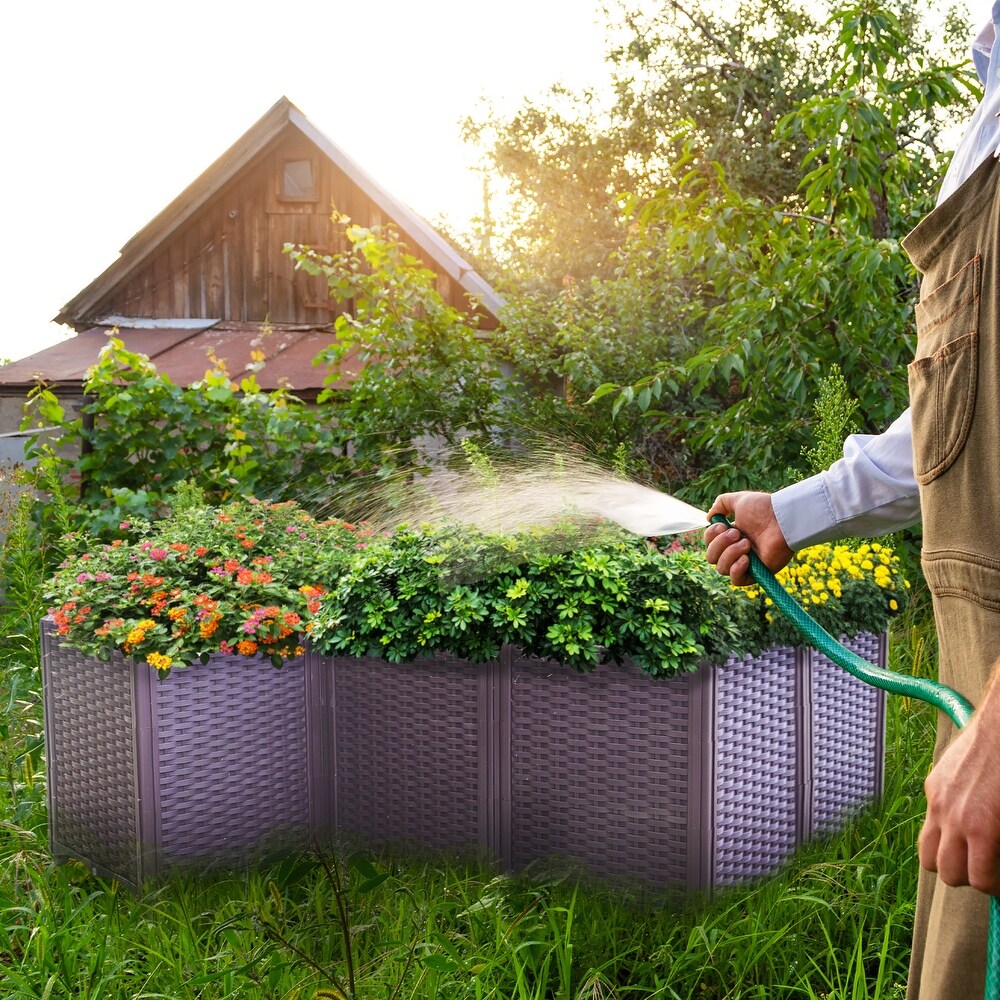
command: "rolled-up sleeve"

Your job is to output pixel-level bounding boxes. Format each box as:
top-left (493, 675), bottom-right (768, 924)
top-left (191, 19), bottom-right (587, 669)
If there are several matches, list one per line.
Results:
top-left (772, 409), bottom-right (921, 550)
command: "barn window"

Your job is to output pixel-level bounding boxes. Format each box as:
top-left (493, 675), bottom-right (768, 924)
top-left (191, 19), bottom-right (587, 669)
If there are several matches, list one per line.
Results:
top-left (280, 159), bottom-right (317, 201)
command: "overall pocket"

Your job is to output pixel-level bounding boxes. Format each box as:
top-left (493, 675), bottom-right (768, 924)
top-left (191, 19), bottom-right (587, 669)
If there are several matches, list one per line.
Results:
top-left (908, 254), bottom-right (981, 484)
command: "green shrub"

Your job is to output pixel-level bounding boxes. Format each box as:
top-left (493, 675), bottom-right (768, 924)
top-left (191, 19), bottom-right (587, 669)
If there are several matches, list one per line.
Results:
top-left (310, 522), bottom-right (908, 676)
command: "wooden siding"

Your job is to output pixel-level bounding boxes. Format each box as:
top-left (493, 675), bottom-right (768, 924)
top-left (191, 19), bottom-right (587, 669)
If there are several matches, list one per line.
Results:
top-left (89, 126), bottom-right (487, 327)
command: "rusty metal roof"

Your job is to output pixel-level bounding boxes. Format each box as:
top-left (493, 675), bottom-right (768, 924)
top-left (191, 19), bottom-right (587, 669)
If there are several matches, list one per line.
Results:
top-left (0, 323), bottom-right (358, 394)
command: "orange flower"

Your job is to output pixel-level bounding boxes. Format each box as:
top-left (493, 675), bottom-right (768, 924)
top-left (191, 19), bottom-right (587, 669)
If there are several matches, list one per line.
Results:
top-left (199, 613), bottom-right (221, 639)
top-left (236, 639), bottom-right (258, 656)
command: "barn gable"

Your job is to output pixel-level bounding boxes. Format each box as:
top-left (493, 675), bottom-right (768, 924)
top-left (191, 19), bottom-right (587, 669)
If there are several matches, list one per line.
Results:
top-left (55, 96), bottom-right (502, 333)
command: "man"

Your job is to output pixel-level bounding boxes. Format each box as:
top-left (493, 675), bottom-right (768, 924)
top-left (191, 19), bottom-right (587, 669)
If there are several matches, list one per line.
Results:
top-left (705, 4), bottom-right (1000, 997)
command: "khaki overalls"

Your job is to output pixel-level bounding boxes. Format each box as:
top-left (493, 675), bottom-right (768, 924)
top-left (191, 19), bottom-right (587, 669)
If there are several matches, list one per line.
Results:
top-left (900, 151), bottom-right (1000, 999)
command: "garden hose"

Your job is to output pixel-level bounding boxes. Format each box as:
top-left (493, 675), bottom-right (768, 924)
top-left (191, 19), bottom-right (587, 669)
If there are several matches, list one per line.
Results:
top-left (708, 515), bottom-right (1000, 999)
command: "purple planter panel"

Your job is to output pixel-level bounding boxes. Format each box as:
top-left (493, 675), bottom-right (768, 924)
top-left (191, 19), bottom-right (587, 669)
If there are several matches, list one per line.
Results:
top-left (808, 632), bottom-right (887, 837)
top-left (507, 650), bottom-right (707, 889)
top-left (712, 646), bottom-right (802, 886)
top-left (42, 621), bottom-right (314, 886)
top-left (324, 653), bottom-right (484, 852)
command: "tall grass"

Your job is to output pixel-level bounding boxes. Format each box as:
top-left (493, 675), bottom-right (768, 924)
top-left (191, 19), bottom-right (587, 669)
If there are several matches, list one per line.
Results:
top-left (0, 494), bottom-right (938, 1000)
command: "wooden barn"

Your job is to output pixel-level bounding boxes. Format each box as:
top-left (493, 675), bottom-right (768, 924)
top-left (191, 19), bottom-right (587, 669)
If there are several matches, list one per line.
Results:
top-left (0, 96), bottom-right (502, 452)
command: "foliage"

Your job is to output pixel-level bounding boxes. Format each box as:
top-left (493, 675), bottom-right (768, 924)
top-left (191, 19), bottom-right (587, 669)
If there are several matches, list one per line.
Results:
top-left (0, 467), bottom-right (47, 829)
top-left (311, 523), bottom-right (719, 675)
top-left (592, 1), bottom-right (977, 495)
top-left (286, 217), bottom-right (503, 482)
top-left (20, 335), bottom-right (352, 532)
top-left (460, 0), bottom-right (977, 500)
top-left (464, 0), bottom-right (832, 286)
top-left (310, 520), bottom-right (906, 676)
top-left (0, 470), bottom-right (49, 670)
top-left (489, 268), bottom-right (702, 481)
top-left (803, 363), bottom-right (862, 475)
top-left (45, 492), bottom-right (363, 673)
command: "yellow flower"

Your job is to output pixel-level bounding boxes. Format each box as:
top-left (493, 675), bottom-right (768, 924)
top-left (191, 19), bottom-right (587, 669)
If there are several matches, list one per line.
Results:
top-left (146, 652), bottom-right (172, 670)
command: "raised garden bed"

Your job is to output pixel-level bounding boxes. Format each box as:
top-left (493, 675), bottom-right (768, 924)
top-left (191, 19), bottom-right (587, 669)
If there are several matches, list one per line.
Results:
top-left (42, 622), bottom-right (885, 890)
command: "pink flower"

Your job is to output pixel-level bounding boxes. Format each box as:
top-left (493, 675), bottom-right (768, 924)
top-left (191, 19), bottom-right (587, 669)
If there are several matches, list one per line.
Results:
top-left (120, 521), bottom-right (131, 530)
top-left (148, 548), bottom-right (169, 561)
top-left (93, 572), bottom-right (112, 582)
top-left (76, 572), bottom-right (92, 583)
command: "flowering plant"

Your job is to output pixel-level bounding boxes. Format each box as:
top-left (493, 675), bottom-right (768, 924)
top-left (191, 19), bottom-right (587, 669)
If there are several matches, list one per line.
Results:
top-left (729, 539), bottom-right (910, 650)
top-left (47, 495), bottom-right (366, 674)
top-left (46, 487), bottom-right (910, 679)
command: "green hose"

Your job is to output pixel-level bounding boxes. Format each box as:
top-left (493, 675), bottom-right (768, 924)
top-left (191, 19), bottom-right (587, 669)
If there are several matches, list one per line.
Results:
top-left (708, 515), bottom-right (999, 998)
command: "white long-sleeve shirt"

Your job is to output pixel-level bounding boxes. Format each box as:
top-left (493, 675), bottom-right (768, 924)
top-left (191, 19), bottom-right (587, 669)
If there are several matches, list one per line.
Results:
top-left (773, 4), bottom-right (1000, 549)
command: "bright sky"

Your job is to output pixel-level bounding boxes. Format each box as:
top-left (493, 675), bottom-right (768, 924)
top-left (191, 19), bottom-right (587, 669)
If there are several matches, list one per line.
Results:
top-left (0, 1), bottom-right (986, 366)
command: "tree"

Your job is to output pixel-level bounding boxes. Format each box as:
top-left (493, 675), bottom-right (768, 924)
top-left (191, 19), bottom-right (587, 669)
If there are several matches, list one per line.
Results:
top-left (465, 0), bottom-right (835, 288)
top-left (287, 217), bottom-right (504, 489)
top-left (598, 1), bottom-right (979, 497)
top-left (467, 0), bottom-right (977, 499)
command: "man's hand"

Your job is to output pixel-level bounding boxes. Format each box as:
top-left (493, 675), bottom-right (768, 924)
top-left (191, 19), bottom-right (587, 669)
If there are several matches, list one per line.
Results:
top-left (704, 491), bottom-right (794, 587)
top-left (919, 688), bottom-right (1000, 895)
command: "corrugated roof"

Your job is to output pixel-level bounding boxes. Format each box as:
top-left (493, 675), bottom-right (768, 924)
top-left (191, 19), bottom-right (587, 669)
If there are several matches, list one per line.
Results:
top-left (0, 324), bottom-right (358, 394)
top-left (55, 97), bottom-right (504, 327)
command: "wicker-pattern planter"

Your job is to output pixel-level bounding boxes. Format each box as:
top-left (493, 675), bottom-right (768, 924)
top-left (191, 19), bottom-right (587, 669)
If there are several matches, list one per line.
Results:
top-left (41, 621), bottom-right (321, 885)
top-left (41, 622), bottom-right (886, 889)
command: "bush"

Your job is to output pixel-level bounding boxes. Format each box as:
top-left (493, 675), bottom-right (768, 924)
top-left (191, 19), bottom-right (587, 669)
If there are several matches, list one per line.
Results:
top-left (310, 521), bottom-right (908, 676)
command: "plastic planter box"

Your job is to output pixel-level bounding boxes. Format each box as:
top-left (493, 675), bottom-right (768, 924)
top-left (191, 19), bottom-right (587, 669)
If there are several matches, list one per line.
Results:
top-left (317, 634), bottom-right (886, 890)
top-left (41, 621), bottom-right (322, 885)
top-left (41, 622), bottom-right (886, 889)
